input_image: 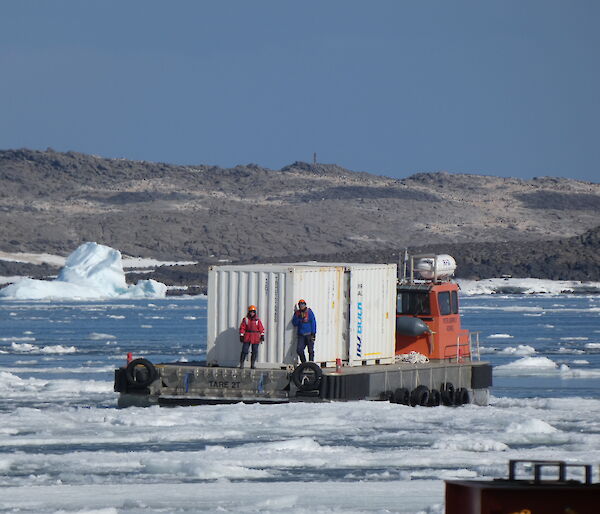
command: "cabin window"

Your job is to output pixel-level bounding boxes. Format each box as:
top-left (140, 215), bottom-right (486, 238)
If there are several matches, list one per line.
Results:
top-left (397, 292), bottom-right (430, 316)
top-left (438, 291), bottom-right (452, 315)
top-left (451, 290), bottom-right (459, 314)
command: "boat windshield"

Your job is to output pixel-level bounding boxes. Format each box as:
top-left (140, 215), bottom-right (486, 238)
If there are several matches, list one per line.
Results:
top-left (397, 292), bottom-right (431, 316)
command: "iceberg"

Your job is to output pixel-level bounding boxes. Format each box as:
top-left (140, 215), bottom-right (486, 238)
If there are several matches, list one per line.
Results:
top-left (0, 242), bottom-right (167, 300)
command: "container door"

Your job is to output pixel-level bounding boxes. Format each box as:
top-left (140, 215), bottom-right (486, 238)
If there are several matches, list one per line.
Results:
top-left (348, 265), bottom-right (397, 366)
top-left (291, 267), bottom-right (347, 365)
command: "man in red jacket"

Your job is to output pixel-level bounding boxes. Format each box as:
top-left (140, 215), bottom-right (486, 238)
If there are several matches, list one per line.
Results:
top-left (239, 305), bottom-right (265, 369)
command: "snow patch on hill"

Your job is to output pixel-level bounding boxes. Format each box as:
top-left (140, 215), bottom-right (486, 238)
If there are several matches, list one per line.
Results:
top-left (458, 278), bottom-right (600, 295)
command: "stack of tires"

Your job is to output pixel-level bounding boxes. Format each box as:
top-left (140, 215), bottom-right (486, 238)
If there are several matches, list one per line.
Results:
top-left (386, 382), bottom-right (470, 407)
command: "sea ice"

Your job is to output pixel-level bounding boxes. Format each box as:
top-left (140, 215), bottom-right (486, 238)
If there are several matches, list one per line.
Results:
top-left (558, 347), bottom-right (585, 354)
top-left (506, 418), bottom-right (558, 434)
top-left (11, 342), bottom-right (36, 352)
top-left (494, 356), bottom-right (559, 375)
top-left (0, 293), bottom-right (598, 514)
top-left (39, 345), bottom-right (77, 354)
top-left (499, 345), bottom-right (536, 355)
top-left (88, 333), bottom-right (117, 340)
top-left (0, 243), bottom-right (167, 300)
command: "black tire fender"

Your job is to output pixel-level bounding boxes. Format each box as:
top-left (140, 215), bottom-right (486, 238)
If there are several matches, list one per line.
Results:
top-left (441, 382), bottom-right (455, 406)
top-left (428, 388), bottom-right (441, 407)
top-left (455, 387), bottom-right (470, 405)
top-left (292, 362), bottom-right (323, 391)
top-left (392, 387), bottom-right (410, 405)
top-left (380, 390), bottom-right (393, 402)
top-left (125, 358), bottom-right (157, 388)
top-left (410, 385), bottom-right (430, 407)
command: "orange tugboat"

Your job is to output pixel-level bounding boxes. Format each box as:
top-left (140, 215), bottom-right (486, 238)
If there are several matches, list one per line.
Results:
top-left (396, 254), bottom-right (473, 360)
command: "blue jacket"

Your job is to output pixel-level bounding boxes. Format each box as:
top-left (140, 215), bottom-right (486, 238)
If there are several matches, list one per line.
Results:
top-left (292, 307), bottom-right (317, 335)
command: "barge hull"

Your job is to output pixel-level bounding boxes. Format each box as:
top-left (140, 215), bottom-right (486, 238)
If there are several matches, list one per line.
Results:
top-left (320, 361), bottom-right (491, 403)
top-left (116, 360), bottom-right (492, 407)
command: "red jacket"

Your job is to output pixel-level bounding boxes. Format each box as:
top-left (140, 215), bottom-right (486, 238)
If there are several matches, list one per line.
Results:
top-left (239, 316), bottom-right (265, 344)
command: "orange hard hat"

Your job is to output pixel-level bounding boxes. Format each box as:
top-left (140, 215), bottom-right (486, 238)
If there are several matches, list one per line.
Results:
top-left (248, 305), bottom-right (257, 311)
top-left (298, 299), bottom-right (306, 304)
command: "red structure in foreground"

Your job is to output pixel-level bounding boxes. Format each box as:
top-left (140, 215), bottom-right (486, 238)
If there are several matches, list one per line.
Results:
top-left (445, 460), bottom-right (600, 514)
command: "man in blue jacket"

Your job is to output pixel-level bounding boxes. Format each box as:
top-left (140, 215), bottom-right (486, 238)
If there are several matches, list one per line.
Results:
top-left (292, 299), bottom-right (317, 363)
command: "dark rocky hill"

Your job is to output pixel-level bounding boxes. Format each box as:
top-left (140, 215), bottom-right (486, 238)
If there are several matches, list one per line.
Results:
top-left (1, 148), bottom-right (599, 288)
top-left (285, 225), bottom-right (600, 282)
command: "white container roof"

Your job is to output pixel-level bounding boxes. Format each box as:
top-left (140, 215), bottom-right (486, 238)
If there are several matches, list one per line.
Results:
top-left (210, 262), bottom-right (395, 271)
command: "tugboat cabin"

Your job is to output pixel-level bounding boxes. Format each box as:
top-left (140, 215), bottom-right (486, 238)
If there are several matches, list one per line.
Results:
top-left (395, 254), bottom-right (472, 361)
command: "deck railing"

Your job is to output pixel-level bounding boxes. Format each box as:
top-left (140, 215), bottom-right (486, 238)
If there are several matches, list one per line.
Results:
top-left (454, 331), bottom-right (480, 362)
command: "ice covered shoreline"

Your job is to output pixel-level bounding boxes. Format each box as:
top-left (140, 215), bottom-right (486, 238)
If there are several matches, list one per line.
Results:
top-left (2, 246), bottom-right (600, 298)
top-left (0, 249), bottom-right (197, 268)
top-left (457, 277), bottom-right (600, 295)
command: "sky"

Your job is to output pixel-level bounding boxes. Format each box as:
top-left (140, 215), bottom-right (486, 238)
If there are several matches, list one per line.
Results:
top-left (1, 1), bottom-right (598, 182)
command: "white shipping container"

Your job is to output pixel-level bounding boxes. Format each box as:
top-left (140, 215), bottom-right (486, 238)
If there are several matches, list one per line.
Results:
top-left (348, 265), bottom-right (398, 366)
top-left (207, 263), bottom-right (397, 367)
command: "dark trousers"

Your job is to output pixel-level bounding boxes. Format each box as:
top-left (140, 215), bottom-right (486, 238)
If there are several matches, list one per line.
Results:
top-left (296, 334), bottom-right (314, 363)
top-left (240, 343), bottom-right (259, 368)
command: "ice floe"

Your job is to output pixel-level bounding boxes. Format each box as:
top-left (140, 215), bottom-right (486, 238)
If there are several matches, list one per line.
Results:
top-left (88, 333), bottom-right (117, 340)
top-left (495, 356), bottom-right (558, 375)
top-left (9, 342), bottom-right (77, 354)
top-left (558, 347), bottom-right (585, 354)
top-left (479, 345), bottom-right (537, 356)
top-left (0, 243), bottom-right (167, 300)
top-left (499, 345), bottom-right (536, 355)
top-left (495, 356), bottom-right (600, 378)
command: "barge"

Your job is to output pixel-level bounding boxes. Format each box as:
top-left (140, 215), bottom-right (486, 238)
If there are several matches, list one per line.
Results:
top-left (114, 254), bottom-right (492, 407)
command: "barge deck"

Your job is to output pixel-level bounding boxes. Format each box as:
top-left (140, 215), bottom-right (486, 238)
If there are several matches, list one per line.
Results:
top-left (115, 358), bottom-right (492, 408)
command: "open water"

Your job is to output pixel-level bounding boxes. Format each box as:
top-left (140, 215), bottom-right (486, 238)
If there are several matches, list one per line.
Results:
top-left (0, 294), bottom-right (598, 513)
